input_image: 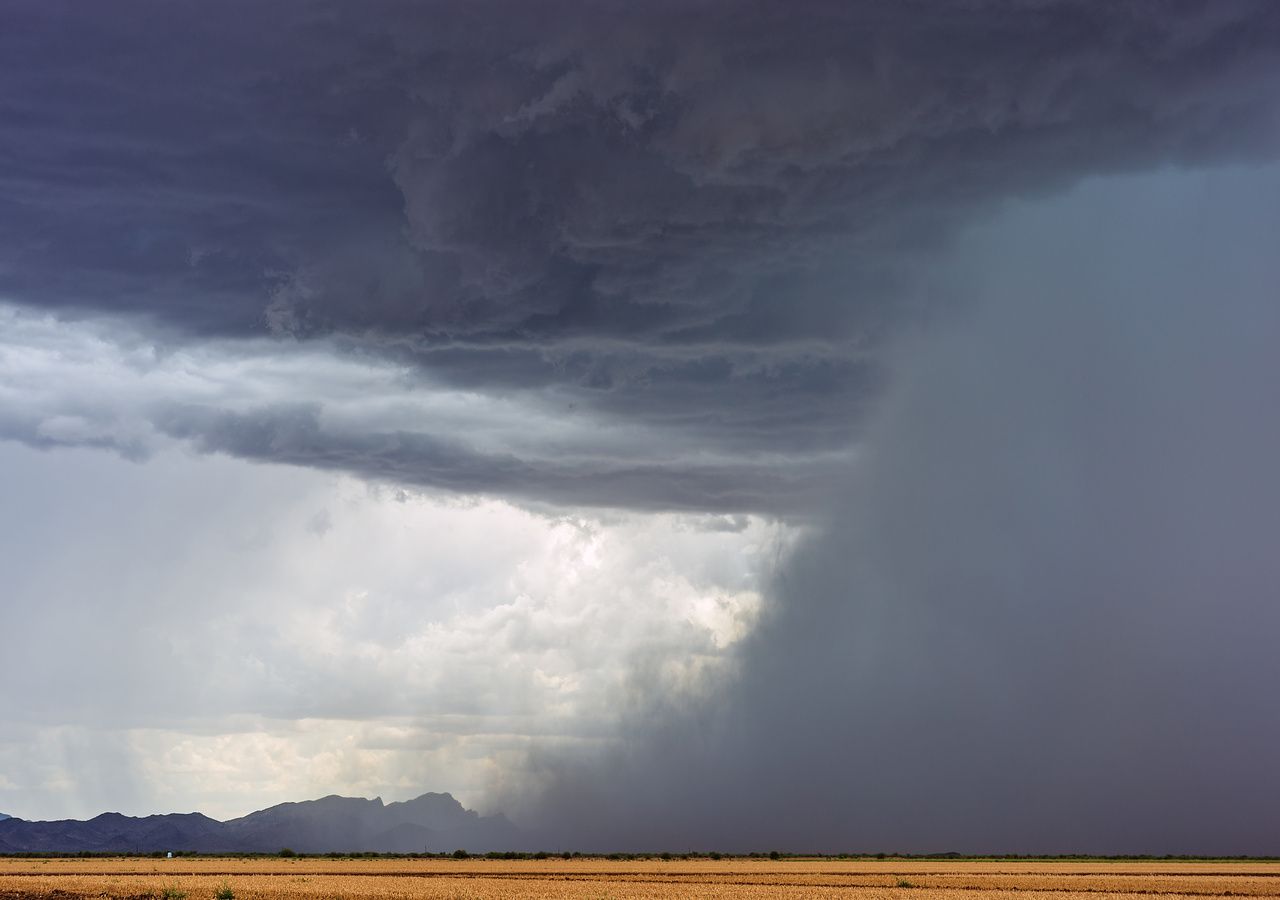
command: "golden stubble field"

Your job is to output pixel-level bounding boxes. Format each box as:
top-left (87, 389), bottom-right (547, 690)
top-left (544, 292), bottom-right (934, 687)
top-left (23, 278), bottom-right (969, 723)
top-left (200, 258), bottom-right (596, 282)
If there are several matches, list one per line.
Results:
top-left (1, 857), bottom-right (1277, 899)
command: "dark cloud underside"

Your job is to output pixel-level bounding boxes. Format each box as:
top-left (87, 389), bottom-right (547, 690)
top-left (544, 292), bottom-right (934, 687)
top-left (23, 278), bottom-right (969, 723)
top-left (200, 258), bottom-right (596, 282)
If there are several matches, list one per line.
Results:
top-left (3, 0), bottom-right (1279, 509)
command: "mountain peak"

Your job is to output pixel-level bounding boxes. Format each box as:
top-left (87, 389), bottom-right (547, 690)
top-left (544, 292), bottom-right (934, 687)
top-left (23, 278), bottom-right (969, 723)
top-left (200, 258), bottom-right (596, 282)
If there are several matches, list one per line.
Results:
top-left (0, 791), bottom-right (523, 853)
top-left (394, 793), bottom-right (471, 819)
top-left (88, 812), bottom-right (130, 823)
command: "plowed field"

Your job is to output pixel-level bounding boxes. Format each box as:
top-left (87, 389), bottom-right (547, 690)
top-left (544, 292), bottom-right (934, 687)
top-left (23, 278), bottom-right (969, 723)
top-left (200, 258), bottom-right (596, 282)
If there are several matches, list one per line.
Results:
top-left (1, 857), bottom-right (1276, 899)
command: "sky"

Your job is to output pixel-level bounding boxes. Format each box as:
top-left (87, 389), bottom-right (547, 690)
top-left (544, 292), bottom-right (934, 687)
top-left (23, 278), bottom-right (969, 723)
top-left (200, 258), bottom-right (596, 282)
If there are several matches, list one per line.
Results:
top-left (2, 0), bottom-right (1280, 853)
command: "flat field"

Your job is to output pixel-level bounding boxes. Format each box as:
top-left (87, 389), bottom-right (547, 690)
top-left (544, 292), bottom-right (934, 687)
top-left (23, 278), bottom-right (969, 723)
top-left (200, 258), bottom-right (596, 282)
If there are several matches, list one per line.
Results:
top-left (1, 857), bottom-right (1278, 899)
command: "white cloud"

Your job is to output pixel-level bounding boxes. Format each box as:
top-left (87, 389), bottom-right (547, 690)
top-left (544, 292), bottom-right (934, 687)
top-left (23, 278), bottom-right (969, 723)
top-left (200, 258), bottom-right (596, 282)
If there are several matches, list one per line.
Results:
top-left (0, 440), bottom-right (788, 820)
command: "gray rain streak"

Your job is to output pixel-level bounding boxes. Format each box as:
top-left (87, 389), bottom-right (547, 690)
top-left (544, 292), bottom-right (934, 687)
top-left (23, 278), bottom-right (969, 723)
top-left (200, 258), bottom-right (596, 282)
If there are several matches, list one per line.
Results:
top-left (4, 0), bottom-right (1280, 851)
top-left (514, 172), bottom-right (1280, 853)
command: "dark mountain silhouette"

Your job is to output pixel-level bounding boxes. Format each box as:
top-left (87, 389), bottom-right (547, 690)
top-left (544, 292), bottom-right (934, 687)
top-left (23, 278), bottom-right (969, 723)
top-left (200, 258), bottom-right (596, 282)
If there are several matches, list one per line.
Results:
top-left (0, 793), bottom-right (523, 853)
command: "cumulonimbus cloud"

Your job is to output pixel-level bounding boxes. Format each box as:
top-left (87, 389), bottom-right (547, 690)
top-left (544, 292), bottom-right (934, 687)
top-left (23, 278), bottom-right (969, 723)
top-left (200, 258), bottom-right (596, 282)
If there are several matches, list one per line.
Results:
top-left (3, 0), bottom-right (1278, 510)
top-left (3, 0), bottom-right (1280, 852)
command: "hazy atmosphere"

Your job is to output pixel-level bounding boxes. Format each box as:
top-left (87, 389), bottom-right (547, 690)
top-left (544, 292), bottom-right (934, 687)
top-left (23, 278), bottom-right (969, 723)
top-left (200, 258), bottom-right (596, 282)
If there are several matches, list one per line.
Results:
top-left (2, 0), bottom-right (1279, 854)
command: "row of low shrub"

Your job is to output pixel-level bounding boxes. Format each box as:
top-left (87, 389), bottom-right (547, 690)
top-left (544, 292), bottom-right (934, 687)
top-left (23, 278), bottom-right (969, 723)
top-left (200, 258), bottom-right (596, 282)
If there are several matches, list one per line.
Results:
top-left (4, 850), bottom-right (1278, 861)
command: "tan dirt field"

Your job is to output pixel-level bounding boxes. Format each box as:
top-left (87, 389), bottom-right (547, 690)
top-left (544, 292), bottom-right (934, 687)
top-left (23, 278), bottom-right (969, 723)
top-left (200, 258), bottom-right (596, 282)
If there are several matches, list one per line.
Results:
top-left (1, 857), bottom-right (1278, 899)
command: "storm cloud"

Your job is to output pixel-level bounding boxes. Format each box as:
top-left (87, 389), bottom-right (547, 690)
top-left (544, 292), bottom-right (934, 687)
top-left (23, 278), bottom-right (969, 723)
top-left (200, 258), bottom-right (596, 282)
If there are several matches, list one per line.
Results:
top-left (3, 0), bottom-right (1280, 850)
top-left (4, 0), bottom-right (1280, 509)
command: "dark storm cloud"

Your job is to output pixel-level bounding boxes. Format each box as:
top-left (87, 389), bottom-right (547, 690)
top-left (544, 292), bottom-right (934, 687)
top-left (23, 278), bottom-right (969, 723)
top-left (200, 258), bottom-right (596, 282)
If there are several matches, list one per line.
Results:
top-left (0, 306), bottom-right (855, 514)
top-left (152, 399), bottom-right (843, 513)
top-left (3, 0), bottom-right (1279, 508)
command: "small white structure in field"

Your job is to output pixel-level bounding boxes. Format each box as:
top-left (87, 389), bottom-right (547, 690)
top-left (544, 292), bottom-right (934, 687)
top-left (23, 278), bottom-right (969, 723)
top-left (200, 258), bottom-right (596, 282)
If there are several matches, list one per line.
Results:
top-left (166, 852), bottom-right (173, 859)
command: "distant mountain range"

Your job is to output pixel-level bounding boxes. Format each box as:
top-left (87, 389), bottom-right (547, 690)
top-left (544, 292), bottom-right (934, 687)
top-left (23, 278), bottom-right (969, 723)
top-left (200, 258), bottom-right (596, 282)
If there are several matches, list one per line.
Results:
top-left (0, 793), bottom-right (523, 854)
